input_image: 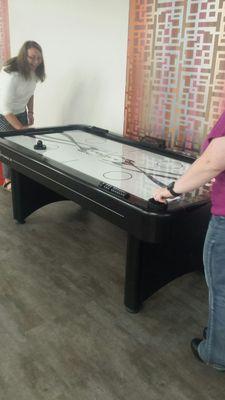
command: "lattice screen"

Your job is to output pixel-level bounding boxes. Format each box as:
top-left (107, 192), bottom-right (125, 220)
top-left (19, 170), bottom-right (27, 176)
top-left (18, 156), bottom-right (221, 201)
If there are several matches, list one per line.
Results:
top-left (0, 0), bottom-right (10, 67)
top-left (124, 0), bottom-right (225, 153)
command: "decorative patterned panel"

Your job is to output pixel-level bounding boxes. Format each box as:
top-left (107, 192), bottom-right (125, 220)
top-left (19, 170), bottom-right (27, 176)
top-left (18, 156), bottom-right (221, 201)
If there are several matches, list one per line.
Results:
top-left (124, 0), bottom-right (225, 153)
top-left (0, 0), bottom-right (10, 67)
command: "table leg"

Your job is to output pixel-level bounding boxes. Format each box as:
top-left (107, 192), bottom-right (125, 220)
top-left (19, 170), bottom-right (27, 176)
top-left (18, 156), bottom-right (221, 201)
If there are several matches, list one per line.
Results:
top-left (11, 169), bottom-right (65, 223)
top-left (124, 234), bottom-right (143, 313)
top-left (124, 202), bottom-right (210, 313)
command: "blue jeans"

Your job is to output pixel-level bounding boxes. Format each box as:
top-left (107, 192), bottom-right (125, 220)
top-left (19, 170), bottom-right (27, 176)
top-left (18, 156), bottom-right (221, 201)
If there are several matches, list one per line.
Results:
top-left (0, 111), bottom-right (28, 179)
top-left (198, 215), bottom-right (225, 370)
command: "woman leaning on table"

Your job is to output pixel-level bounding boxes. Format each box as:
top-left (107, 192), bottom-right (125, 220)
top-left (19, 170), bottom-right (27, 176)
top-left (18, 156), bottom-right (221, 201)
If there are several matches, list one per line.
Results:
top-left (0, 40), bottom-right (46, 191)
top-left (154, 112), bottom-right (225, 371)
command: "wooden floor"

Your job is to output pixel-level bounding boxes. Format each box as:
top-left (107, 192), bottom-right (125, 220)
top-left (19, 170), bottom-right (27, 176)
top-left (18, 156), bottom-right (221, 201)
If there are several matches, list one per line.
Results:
top-left (0, 188), bottom-right (224, 400)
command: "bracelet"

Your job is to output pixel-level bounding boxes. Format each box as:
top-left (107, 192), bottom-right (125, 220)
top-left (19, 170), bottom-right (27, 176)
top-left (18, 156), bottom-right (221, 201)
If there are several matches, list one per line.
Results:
top-left (166, 181), bottom-right (181, 197)
top-left (28, 111), bottom-right (33, 114)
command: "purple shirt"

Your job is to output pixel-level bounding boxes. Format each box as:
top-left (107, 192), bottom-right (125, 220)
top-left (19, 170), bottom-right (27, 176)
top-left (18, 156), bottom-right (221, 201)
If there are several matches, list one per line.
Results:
top-left (202, 111), bottom-right (225, 216)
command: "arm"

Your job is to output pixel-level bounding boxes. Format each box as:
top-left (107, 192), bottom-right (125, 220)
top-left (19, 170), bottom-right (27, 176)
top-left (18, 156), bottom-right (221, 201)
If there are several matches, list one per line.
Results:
top-left (27, 95), bottom-right (34, 125)
top-left (154, 137), bottom-right (225, 202)
top-left (4, 113), bottom-right (26, 130)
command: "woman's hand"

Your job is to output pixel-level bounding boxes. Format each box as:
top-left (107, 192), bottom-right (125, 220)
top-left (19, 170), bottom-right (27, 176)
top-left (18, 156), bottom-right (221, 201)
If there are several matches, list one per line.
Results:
top-left (28, 112), bottom-right (34, 126)
top-left (18, 125), bottom-right (30, 130)
top-left (153, 187), bottom-right (174, 203)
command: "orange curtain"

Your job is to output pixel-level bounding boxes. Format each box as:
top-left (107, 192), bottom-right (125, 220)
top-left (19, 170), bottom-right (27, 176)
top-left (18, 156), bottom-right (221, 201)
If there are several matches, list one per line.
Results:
top-left (124, 0), bottom-right (225, 154)
top-left (0, 0), bottom-right (10, 66)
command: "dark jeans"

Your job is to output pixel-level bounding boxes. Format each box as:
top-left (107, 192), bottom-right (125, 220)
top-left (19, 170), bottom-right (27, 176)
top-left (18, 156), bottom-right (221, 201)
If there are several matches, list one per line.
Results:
top-left (0, 111), bottom-right (28, 179)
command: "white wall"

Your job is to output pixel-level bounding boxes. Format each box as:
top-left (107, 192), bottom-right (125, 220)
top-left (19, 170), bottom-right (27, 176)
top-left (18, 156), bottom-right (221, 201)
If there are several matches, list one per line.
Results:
top-left (8, 0), bottom-right (129, 134)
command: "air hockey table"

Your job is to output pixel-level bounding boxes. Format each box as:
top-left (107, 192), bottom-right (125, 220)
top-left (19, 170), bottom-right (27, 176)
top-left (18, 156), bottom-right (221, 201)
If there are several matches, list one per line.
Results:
top-left (0, 124), bottom-right (210, 312)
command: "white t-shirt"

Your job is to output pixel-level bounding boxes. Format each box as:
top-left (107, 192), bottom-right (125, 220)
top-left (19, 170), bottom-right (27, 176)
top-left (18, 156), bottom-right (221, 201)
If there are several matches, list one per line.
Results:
top-left (0, 69), bottom-right (37, 115)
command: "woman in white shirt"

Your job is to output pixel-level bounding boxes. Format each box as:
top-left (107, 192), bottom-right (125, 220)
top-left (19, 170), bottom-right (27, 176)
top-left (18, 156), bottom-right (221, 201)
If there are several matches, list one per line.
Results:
top-left (0, 40), bottom-right (46, 191)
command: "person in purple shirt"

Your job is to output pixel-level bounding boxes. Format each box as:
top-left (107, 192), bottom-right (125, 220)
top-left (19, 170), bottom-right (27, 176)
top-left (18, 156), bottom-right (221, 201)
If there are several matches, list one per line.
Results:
top-left (154, 111), bottom-right (225, 371)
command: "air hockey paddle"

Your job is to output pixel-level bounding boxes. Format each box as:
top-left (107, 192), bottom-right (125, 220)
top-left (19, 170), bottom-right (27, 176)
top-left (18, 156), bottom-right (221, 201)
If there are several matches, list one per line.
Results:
top-left (147, 198), bottom-right (168, 212)
top-left (34, 140), bottom-right (47, 150)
